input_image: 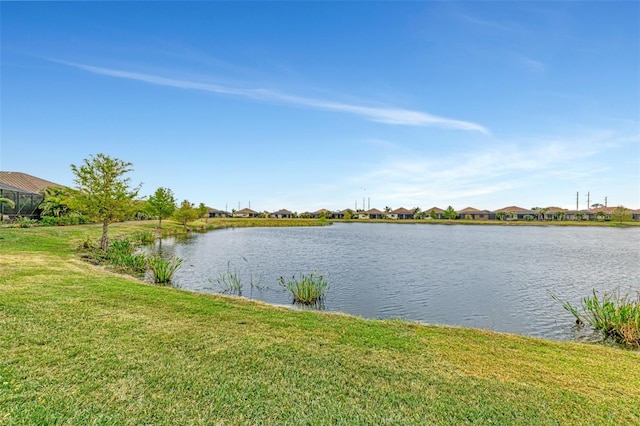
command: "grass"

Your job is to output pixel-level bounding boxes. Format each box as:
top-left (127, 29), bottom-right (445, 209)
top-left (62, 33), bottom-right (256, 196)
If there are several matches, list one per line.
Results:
top-left (555, 290), bottom-right (640, 347)
top-left (279, 272), bottom-right (329, 305)
top-left (1, 221), bottom-right (639, 424)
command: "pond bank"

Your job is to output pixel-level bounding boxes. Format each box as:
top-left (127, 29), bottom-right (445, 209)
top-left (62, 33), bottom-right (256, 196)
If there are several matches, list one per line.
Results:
top-left (1, 222), bottom-right (639, 424)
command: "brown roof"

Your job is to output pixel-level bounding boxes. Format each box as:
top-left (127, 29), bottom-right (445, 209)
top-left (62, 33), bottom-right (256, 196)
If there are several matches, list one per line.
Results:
top-left (424, 207), bottom-right (445, 214)
top-left (236, 208), bottom-right (257, 214)
top-left (494, 206), bottom-right (532, 213)
top-left (273, 209), bottom-right (293, 215)
top-left (364, 208), bottom-right (384, 215)
top-left (391, 207), bottom-right (413, 214)
top-left (457, 207), bottom-right (483, 213)
top-left (0, 171), bottom-right (62, 194)
top-left (588, 206), bottom-right (629, 214)
top-left (544, 206), bottom-right (568, 212)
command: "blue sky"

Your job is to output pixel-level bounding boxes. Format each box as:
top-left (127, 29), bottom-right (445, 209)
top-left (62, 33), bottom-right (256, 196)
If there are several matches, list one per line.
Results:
top-left (2, 2), bottom-right (638, 212)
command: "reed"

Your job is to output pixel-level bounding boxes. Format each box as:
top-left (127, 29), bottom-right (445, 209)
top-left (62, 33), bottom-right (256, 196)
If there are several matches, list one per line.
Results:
top-left (278, 272), bottom-right (328, 305)
top-left (212, 261), bottom-right (243, 295)
top-left (556, 289), bottom-right (640, 347)
top-left (147, 255), bottom-right (183, 284)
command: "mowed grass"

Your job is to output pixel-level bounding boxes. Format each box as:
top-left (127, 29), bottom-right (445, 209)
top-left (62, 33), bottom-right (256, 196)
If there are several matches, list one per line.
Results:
top-left (1, 222), bottom-right (639, 425)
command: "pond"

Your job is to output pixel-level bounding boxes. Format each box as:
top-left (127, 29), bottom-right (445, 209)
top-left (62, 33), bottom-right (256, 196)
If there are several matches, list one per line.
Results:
top-left (148, 223), bottom-right (640, 343)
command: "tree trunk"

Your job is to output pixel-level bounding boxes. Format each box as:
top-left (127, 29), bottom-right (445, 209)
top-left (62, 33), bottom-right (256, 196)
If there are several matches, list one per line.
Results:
top-left (101, 220), bottom-right (109, 251)
top-left (158, 217), bottom-right (163, 229)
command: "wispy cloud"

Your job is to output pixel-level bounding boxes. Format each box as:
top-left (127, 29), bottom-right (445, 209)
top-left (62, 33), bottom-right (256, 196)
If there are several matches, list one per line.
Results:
top-left (347, 131), bottom-right (626, 208)
top-left (54, 59), bottom-right (489, 134)
top-left (514, 55), bottom-right (546, 74)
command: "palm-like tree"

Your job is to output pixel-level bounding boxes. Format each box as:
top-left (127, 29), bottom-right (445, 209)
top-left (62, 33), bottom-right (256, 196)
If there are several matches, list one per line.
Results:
top-left (0, 197), bottom-right (15, 209)
top-left (412, 206), bottom-right (422, 219)
top-left (538, 207), bottom-right (549, 221)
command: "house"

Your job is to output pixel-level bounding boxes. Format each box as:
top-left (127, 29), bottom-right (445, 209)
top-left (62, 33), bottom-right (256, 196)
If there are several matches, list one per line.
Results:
top-left (333, 209), bottom-right (353, 219)
top-left (358, 208), bottom-right (384, 219)
top-left (0, 171), bottom-right (62, 219)
top-left (494, 206), bottom-right (534, 220)
top-left (208, 208), bottom-right (231, 218)
top-left (271, 209), bottom-right (293, 219)
top-left (584, 206), bottom-right (638, 221)
top-left (392, 207), bottom-right (414, 220)
top-left (424, 207), bottom-right (445, 219)
top-left (310, 209), bottom-right (332, 219)
top-left (457, 207), bottom-right (493, 220)
top-left (233, 208), bottom-right (259, 218)
top-left (543, 207), bottom-right (570, 220)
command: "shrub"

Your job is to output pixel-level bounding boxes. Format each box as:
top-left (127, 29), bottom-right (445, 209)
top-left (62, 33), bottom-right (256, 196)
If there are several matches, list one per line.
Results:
top-left (148, 256), bottom-right (183, 284)
top-left (553, 289), bottom-right (640, 347)
top-left (13, 216), bottom-right (37, 228)
top-left (278, 272), bottom-right (328, 305)
top-left (106, 238), bottom-right (147, 273)
top-left (132, 231), bottom-right (155, 245)
top-left (39, 216), bottom-right (61, 226)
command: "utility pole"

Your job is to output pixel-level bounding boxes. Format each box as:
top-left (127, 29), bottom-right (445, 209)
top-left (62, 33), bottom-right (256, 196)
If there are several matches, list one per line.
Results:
top-left (368, 197), bottom-right (370, 210)
top-left (248, 200), bottom-right (251, 209)
top-left (576, 192), bottom-right (579, 210)
top-left (604, 196), bottom-right (608, 207)
top-left (586, 192), bottom-right (590, 210)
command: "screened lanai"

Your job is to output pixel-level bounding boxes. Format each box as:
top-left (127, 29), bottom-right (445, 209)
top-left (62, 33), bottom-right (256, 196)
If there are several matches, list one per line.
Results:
top-left (0, 182), bottom-right (44, 219)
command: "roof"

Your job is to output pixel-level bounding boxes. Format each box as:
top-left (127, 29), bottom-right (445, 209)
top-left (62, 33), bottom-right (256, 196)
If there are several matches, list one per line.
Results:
top-left (544, 206), bottom-right (568, 212)
top-left (494, 206), bottom-right (533, 213)
top-left (364, 208), bottom-right (384, 215)
top-left (391, 207), bottom-right (413, 214)
top-left (424, 207), bottom-right (445, 214)
top-left (273, 209), bottom-right (293, 215)
top-left (0, 171), bottom-right (62, 194)
top-left (235, 208), bottom-right (257, 214)
top-left (457, 207), bottom-right (483, 213)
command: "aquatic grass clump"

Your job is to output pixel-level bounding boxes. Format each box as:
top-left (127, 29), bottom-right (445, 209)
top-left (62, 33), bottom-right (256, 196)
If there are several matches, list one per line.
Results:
top-left (279, 272), bottom-right (328, 305)
top-left (148, 255), bottom-right (183, 284)
top-left (209, 257), bottom-right (265, 295)
top-left (554, 289), bottom-right (640, 347)
top-left (106, 238), bottom-right (148, 273)
top-left (212, 261), bottom-right (243, 295)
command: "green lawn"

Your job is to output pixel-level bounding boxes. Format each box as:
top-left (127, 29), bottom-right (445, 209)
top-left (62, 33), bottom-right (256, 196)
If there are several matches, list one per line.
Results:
top-left (1, 221), bottom-right (639, 425)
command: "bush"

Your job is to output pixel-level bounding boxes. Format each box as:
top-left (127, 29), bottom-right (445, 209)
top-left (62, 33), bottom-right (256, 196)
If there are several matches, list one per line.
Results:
top-left (279, 272), bottom-right (328, 305)
top-left (106, 238), bottom-right (147, 273)
top-left (148, 256), bottom-right (183, 284)
top-left (554, 289), bottom-right (640, 347)
top-left (13, 216), bottom-right (37, 228)
top-left (132, 231), bottom-right (155, 245)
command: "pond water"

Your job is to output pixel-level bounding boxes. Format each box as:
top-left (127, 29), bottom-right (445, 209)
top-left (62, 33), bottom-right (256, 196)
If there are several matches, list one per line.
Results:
top-left (148, 223), bottom-right (640, 343)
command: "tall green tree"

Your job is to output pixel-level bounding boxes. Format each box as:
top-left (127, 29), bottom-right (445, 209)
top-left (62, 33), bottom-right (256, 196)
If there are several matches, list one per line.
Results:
top-left (197, 202), bottom-right (209, 219)
top-left (70, 154), bottom-right (141, 250)
top-left (611, 206), bottom-right (632, 223)
top-left (173, 200), bottom-right (199, 230)
top-left (444, 206), bottom-right (457, 220)
top-left (146, 187), bottom-right (176, 229)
